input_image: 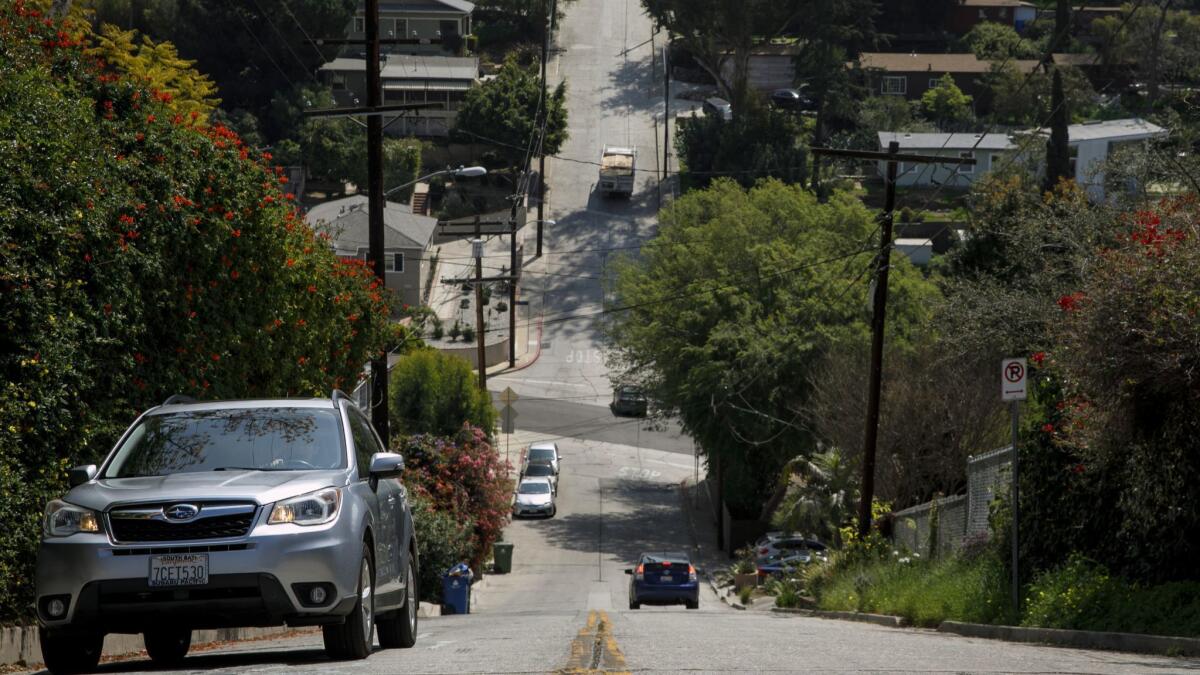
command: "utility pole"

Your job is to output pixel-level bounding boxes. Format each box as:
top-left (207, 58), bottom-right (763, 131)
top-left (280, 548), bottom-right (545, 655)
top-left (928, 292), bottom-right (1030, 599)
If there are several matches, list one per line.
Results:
top-left (509, 210), bottom-right (518, 367)
top-left (812, 143), bottom-right (975, 539)
top-left (365, 0), bottom-right (389, 442)
top-left (303, 5), bottom-right (442, 443)
top-left (536, 0), bottom-right (556, 257)
top-left (662, 41), bottom-right (670, 184)
top-left (472, 232), bottom-right (487, 391)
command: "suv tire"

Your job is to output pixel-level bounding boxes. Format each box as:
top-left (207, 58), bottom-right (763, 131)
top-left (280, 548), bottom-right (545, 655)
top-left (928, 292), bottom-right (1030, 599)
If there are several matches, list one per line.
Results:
top-left (144, 627), bottom-right (191, 666)
top-left (686, 600), bottom-right (699, 610)
top-left (323, 545), bottom-right (374, 660)
top-left (39, 627), bottom-right (103, 674)
top-left (378, 549), bottom-right (418, 649)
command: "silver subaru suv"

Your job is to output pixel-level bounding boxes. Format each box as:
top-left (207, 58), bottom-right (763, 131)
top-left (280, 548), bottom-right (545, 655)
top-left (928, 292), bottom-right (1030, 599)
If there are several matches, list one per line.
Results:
top-left (35, 391), bottom-right (420, 673)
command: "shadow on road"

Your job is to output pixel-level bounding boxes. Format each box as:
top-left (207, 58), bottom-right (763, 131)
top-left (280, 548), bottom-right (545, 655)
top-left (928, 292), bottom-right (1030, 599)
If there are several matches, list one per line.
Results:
top-left (535, 481), bottom-right (691, 566)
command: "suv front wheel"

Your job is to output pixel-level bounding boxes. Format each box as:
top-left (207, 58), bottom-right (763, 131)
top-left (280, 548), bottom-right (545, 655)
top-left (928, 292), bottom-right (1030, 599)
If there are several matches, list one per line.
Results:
top-left (323, 545), bottom-right (374, 660)
top-left (144, 627), bottom-right (191, 666)
top-left (39, 628), bottom-right (103, 674)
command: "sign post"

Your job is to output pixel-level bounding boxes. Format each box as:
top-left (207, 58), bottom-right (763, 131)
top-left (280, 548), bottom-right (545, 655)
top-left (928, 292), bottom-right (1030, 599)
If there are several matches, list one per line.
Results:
top-left (498, 387), bottom-right (519, 464)
top-left (1001, 357), bottom-right (1027, 616)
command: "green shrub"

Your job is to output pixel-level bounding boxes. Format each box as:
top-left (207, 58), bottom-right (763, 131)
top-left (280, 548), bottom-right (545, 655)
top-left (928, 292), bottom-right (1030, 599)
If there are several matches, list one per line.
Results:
top-left (461, 325), bottom-right (476, 343)
top-left (815, 552), bottom-right (1013, 627)
top-left (407, 493), bottom-right (473, 603)
top-left (1023, 554), bottom-right (1200, 637)
top-left (389, 348), bottom-right (497, 440)
top-left (738, 586), bottom-right (754, 605)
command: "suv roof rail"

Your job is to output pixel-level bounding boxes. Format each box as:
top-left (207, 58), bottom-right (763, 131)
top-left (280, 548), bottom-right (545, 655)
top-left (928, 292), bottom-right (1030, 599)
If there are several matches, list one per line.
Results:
top-left (161, 394), bottom-right (196, 406)
top-left (332, 389), bottom-right (352, 404)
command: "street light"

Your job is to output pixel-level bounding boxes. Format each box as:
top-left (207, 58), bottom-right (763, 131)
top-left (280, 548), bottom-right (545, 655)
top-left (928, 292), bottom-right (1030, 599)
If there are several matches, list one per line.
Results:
top-left (384, 165), bottom-right (486, 198)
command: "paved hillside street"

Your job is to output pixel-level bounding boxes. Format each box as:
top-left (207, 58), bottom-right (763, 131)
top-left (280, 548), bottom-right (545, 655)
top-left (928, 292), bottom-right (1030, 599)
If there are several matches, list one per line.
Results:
top-left (14, 1), bottom-right (1200, 674)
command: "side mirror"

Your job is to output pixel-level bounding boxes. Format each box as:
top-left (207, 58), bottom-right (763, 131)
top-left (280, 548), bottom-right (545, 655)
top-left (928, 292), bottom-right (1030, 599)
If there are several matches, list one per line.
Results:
top-left (368, 452), bottom-right (404, 479)
top-left (624, 569), bottom-right (633, 575)
top-left (68, 465), bottom-right (97, 488)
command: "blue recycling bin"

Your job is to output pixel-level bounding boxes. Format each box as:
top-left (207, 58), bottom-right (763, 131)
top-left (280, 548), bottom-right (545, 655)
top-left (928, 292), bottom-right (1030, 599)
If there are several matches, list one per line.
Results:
top-left (442, 563), bottom-right (473, 615)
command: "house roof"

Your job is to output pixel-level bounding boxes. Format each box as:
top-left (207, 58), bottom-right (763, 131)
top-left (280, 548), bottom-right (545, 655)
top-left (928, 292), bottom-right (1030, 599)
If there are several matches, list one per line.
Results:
top-left (960, 0), bottom-right (1024, 6)
top-left (320, 55), bottom-right (479, 82)
top-left (374, 0), bottom-right (475, 14)
top-left (859, 52), bottom-right (1041, 74)
top-left (878, 132), bottom-right (1017, 152)
top-left (1065, 118), bottom-right (1168, 142)
top-left (306, 195), bottom-right (438, 253)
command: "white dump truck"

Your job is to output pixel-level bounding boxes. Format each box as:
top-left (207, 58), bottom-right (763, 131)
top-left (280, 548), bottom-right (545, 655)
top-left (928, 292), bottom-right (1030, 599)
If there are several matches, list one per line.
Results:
top-left (599, 145), bottom-right (636, 197)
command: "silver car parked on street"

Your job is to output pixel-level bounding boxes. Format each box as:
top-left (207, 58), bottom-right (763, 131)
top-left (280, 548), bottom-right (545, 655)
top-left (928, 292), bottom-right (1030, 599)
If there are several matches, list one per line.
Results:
top-left (35, 392), bottom-right (420, 673)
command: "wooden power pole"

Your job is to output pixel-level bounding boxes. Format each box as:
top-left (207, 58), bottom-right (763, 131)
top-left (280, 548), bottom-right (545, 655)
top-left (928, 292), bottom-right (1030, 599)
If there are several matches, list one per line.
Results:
top-left (811, 143), bottom-right (974, 539)
top-left (364, 0), bottom-right (389, 441)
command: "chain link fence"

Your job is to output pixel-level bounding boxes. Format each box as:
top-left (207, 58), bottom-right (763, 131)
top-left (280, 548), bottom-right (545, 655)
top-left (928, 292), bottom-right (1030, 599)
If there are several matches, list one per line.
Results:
top-left (892, 446), bottom-right (1013, 555)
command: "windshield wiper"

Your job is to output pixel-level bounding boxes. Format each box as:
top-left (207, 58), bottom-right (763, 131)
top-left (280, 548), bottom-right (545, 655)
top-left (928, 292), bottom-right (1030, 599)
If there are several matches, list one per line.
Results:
top-left (212, 466), bottom-right (269, 472)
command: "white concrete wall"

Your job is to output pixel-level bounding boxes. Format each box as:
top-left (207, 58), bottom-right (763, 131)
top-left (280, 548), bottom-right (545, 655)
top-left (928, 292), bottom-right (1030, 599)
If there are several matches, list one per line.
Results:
top-left (1074, 139), bottom-right (1109, 202)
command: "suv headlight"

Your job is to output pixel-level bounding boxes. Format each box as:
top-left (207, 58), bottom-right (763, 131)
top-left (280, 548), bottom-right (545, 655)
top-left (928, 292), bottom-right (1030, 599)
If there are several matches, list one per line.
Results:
top-left (44, 500), bottom-right (101, 537)
top-left (269, 488), bottom-right (341, 526)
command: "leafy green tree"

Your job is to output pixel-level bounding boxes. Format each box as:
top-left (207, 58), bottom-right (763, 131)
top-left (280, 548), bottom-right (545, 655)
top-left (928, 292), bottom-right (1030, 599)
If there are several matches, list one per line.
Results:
top-left (0, 5), bottom-right (390, 621)
top-left (675, 107), bottom-right (809, 190)
top-left (920, 74), bottom-right (974, 129)
top-left (770, 447), bottom-right (858, 547)
top-left (606, 180), bottom-right (939, 515)
top-left (960, 21), bottom-right (1038, 60)
top-left (1092, 2), bottom-right (1200, 105)
top-left (980, 63), bottom-right (1096, 125)
top-left (388, 349), bottom-right (497, 440)
top-left (453, 53), bottom-right (567, 170)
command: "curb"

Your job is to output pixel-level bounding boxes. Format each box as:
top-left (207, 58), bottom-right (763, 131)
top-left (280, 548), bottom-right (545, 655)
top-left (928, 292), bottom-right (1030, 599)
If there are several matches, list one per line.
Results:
top-left (1, 625), bottom-right (310, 669)
top-left (939, 621), bottom-right (1200, 657)
top-left (768, 609), bottom-right (908, 628)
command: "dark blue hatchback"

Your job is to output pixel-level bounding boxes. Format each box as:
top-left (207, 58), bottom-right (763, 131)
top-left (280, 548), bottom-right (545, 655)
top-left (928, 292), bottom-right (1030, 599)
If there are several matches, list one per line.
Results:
top-left (625, 552), bottom-right (699, 609)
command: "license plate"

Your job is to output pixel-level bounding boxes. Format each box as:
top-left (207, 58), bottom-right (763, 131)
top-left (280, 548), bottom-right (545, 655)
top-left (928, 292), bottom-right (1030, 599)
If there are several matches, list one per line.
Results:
top-left (661, 575), bottom-right (673, 582)
top-left (149, 554), bottom-right (209, 587)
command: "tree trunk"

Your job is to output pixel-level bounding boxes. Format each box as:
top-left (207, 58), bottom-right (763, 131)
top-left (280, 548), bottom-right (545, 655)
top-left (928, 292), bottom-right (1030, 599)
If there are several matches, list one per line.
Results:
top-left (1146, 1), bottom-right (1173, 105)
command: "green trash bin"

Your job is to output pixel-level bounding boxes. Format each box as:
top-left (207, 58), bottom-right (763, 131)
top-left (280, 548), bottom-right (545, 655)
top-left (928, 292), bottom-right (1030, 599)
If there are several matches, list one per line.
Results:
top-left (493, 542), bottom-right (514, 574)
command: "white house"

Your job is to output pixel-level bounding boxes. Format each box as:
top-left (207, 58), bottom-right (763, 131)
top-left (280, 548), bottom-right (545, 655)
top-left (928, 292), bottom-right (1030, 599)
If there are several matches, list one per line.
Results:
top-left (876, 132), bottom-right (1018, 188)
top-left (878, 119), bottom-right (1168, 200)
top-left (1041, 118), bottom-right (1169, 202)
top-left (320, 54), bottom-right (479, 137)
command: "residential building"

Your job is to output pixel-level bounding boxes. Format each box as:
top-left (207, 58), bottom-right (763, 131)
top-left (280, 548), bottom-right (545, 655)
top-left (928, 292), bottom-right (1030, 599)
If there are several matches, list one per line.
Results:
top-left (718, 43), bottom-right (803, 92)
top-left (345, 0), bottom-right (475, 55)
top-left (876, 131), bottom-right (1019, 188)
top-left (1031, 118), bottom-right (1168, 201)
top-left (859, 52), bottom-right (1040, 102)
top-left (947, 0), bottom-right (1038, 35)
top-left (306, 195), bottom-right (438, 308)
top-left (319, 54), bottom-right (479, 137)
top-left (876, 119), bottom-right (1169, 201)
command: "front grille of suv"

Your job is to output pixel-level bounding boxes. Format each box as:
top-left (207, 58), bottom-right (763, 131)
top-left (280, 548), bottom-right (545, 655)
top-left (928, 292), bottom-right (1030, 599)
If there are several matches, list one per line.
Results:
top-left (108, 503), bottom-right (257, 543)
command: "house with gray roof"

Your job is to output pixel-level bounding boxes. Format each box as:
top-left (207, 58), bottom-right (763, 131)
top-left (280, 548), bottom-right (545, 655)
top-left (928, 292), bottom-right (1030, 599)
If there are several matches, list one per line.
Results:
top-left (876, 132), bottom-right (1022, 189)
top-left (346, 0), bottom-right (476, 56)
top-left (320, 54), bottom-right (479, 136)
top-left (1030, 118), bottom-right (1168, 202)
top-left (306, 195), bottom-right (438, 308)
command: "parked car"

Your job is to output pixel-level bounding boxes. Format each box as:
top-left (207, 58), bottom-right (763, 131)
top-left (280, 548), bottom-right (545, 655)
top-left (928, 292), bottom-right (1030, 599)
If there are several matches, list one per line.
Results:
top-left (524, 442), bottom-right (561, 475)
top-left (755, 532), bottom-right (827, 561)
top-left (625, 552), bottom-right (700, 610)
top-left (610, 385), bottom-right (648, 417)
top-left (756, 551), bottom-right (818, 580)
top-left (702, 97), bottom-right (733, 121)
top-left (770, 87), bottom-right (816, 112)
top-left (35, 392), bottom-right (420, 673)
top-left (521, 461), bottom-right (558, 495)
top-left (512, 477), bottom-right (556, 518)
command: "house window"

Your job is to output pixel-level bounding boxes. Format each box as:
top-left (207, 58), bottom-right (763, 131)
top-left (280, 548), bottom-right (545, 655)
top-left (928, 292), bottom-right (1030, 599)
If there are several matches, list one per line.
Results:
top-left (385, 18), bottom-right (409, 38)
top-left (882, 76), bottom-right (907, 96)
top-left (929, 78), bottom-right (941, 91)
top-left (1069, 145), bottom-right (1079, 179)
top-left (439, 19), bottom-right (459, 37)
top-left (353, 16), bottom-right (365, 33)
top-left (331, 73), bottom-right (347, 91)
top-left (958, 151), bottom-right (975, 174)
top-left (391, 252), bottom-right (404, 273)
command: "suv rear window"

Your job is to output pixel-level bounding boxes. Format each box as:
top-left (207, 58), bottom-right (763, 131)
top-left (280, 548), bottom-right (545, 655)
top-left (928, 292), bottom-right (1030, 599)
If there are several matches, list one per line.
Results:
top-left (524, 463), bottom-right (554, 477)
top-left (528, 448), bottom-right (555, 462)
top-left (103, 408), bottom-right (345, 477)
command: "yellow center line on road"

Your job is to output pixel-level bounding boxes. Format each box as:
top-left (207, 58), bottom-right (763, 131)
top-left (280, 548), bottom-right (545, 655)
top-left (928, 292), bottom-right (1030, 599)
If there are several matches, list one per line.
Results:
top-left (558, 609), bottom-right (629, 675)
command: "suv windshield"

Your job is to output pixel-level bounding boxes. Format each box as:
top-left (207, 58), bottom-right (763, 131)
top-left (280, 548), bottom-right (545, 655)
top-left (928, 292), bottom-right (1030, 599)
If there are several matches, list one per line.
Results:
top-left (103, 408), bottom-right (345, 478)
top-left (519, 482), bottom-right (551, 494)
top-left (528, 448), bottom-right (555, 462)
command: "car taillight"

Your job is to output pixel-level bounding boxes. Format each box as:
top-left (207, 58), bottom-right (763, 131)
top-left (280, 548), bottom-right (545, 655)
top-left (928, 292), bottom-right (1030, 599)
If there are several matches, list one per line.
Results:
top-left (759, 547), bottom-right (769, 555)
top-left (688, 565), bottom-right (698, 582)
top-left (635, 564), bottom-right (644, 581)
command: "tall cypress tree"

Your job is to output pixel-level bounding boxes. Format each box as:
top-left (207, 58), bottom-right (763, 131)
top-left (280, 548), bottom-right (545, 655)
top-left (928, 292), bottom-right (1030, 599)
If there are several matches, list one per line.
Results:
top-left (1043, 68), bottom-right (1072, 194)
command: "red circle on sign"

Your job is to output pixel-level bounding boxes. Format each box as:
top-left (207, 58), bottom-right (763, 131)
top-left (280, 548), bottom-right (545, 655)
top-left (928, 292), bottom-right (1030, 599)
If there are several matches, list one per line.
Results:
top-left (1005, 362), bottom-right (1024, 383)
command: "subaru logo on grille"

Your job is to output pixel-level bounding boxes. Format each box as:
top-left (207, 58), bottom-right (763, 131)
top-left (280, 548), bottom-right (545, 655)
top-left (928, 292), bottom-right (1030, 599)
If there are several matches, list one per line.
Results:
top-left (163, 504), bottom-right (199, 522)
